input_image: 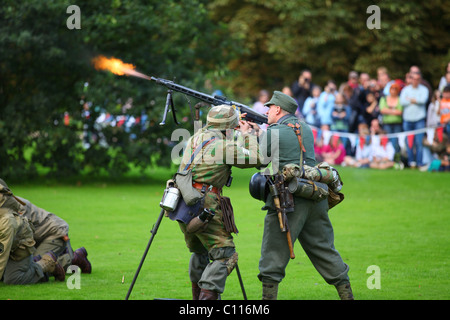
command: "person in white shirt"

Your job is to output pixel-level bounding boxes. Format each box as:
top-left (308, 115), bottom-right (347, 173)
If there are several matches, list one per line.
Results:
top-left (370, 137), bottom-right (395, 169)
top-left (399, 71), bottom-right (429, 168)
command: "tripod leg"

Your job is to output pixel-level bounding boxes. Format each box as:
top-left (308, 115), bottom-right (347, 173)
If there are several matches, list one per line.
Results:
top-left (235, 264), bottom-right (247, 300)
top-left (125, 208), bottom-right (165, 300)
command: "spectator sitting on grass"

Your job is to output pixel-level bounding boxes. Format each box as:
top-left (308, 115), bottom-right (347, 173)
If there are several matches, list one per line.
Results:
top-left (422, 129), bottom-right (449, 172)
top-left (343, 126), bottom-right (372, 168)
top-left (370, 133), bottom-right (396, 170)
top-left (320, 135), bottom-right (346, 165)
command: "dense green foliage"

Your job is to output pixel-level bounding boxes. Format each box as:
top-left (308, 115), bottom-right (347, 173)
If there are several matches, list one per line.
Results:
top-left (0, 0), bottom-right (238, 179)
top-left (1, 1), bottom-right (449, 178)
top-left (210, 0), bottom-right (450, 95)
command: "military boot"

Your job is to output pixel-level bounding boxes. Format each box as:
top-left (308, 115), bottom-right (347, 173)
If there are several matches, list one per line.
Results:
top-left (336, 283), bottom-right (354, 300)
top-left (72, 247), bottom-right (91, 273)
top-left (36, 252), bottom-right (65, 281)
top-left (199, 288), bottom-right (219, 300)
top-left (262, 282), bottom-right (278, 300)
top-left (192, 282), bottom-right (201, 300)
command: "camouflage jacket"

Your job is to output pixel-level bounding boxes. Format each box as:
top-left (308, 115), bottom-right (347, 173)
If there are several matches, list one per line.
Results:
top-left (17, 197), bottom-right (69, 244)
top-left (178, 127), bottom-right (261, 189)
top-left (0, 186), bottom-right (35, 279)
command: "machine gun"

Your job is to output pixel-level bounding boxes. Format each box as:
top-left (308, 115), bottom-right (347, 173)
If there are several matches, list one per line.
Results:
top-left (150, 77), bottom-right (268, 126)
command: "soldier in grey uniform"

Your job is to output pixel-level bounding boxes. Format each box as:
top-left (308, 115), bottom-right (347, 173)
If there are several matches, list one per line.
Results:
top-left (256, 91), bottom-right (353, 300)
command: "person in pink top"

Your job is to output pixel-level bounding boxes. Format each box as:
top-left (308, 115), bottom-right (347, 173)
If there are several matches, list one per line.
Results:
top-left (320, 135), bottom-right (346, 165)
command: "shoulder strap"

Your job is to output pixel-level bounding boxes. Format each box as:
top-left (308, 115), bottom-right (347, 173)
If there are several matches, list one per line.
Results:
top-left (183, 136), bottom-right (217, 171)
top-left (287, 122), bottom-right (306, 166)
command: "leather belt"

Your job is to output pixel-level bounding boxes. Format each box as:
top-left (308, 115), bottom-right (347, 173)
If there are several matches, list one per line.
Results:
top-left (192, 182), bottom-right (220, 195)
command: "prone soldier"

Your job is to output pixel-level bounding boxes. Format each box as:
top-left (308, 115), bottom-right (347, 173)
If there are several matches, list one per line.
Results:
top-left (1, 182), bottom-right (64, 284)
top-left (0, 178), bottom-right (91, 284)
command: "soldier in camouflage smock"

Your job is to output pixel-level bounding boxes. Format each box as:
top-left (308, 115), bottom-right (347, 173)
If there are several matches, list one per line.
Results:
top-left (176, 104), bottom-right (261, 300)
top-left (0, 182), bottom-right (65, 284)
top-left (0, 178), bottom-right (92, 280)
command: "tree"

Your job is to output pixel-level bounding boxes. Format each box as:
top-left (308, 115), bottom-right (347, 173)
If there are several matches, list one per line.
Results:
top-left (208, 0), bottom-right (450, 96)
top-left (0, 0), bottom-right (240, 179)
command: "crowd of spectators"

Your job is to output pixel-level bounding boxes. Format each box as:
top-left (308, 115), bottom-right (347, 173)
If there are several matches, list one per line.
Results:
top-left (254, 63), bottom-right (450, 172)
top-left (79, 97), bottom-right (150, 149)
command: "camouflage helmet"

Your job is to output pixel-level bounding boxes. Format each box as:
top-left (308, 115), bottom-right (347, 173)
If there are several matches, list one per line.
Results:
top-left (206, 104), bottom-right (239, 130)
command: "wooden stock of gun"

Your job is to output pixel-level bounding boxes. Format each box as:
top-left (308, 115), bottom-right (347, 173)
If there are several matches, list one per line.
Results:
top-left (267, 174), bottom-right (295, 259)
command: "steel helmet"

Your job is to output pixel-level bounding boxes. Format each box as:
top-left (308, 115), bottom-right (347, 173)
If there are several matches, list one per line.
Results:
top-left (249, 172), bottom-right (269, 201)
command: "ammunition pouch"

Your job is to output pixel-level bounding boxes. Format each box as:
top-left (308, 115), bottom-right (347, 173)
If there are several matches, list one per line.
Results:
top-left (183, 195), bottom-right (238, 235)
top-left (328, 189), bottom-right (345, 209)
top-left (174, 170), bottom-right (203, 206)
top-left (220, 196), bottom-right (238, 234)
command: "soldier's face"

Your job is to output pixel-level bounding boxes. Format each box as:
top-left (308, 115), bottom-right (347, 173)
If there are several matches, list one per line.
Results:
top-left (266, 104), bottom-right (280, 124)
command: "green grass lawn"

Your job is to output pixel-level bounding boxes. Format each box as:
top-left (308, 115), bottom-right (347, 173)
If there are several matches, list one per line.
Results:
top-left (1, 166), bottom-right (449, 300)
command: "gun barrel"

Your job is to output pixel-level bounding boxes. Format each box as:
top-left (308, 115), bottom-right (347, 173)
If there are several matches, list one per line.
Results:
top-left (151, 77), bottom-right (268, 124)
top-left (151, 77), bottom-right (217, 105)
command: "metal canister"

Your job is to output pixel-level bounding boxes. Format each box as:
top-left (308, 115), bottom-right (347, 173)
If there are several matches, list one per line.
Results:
top-left (329, 169), bottom-right (343, 192)
top-left (288, 178), bottom-right (329, 201)
top-left (160, 187), bottom-right (181, 211)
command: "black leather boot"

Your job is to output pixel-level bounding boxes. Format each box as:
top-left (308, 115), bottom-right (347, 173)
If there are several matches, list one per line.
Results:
top-left (192, 282), bottom-right (201, 300)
